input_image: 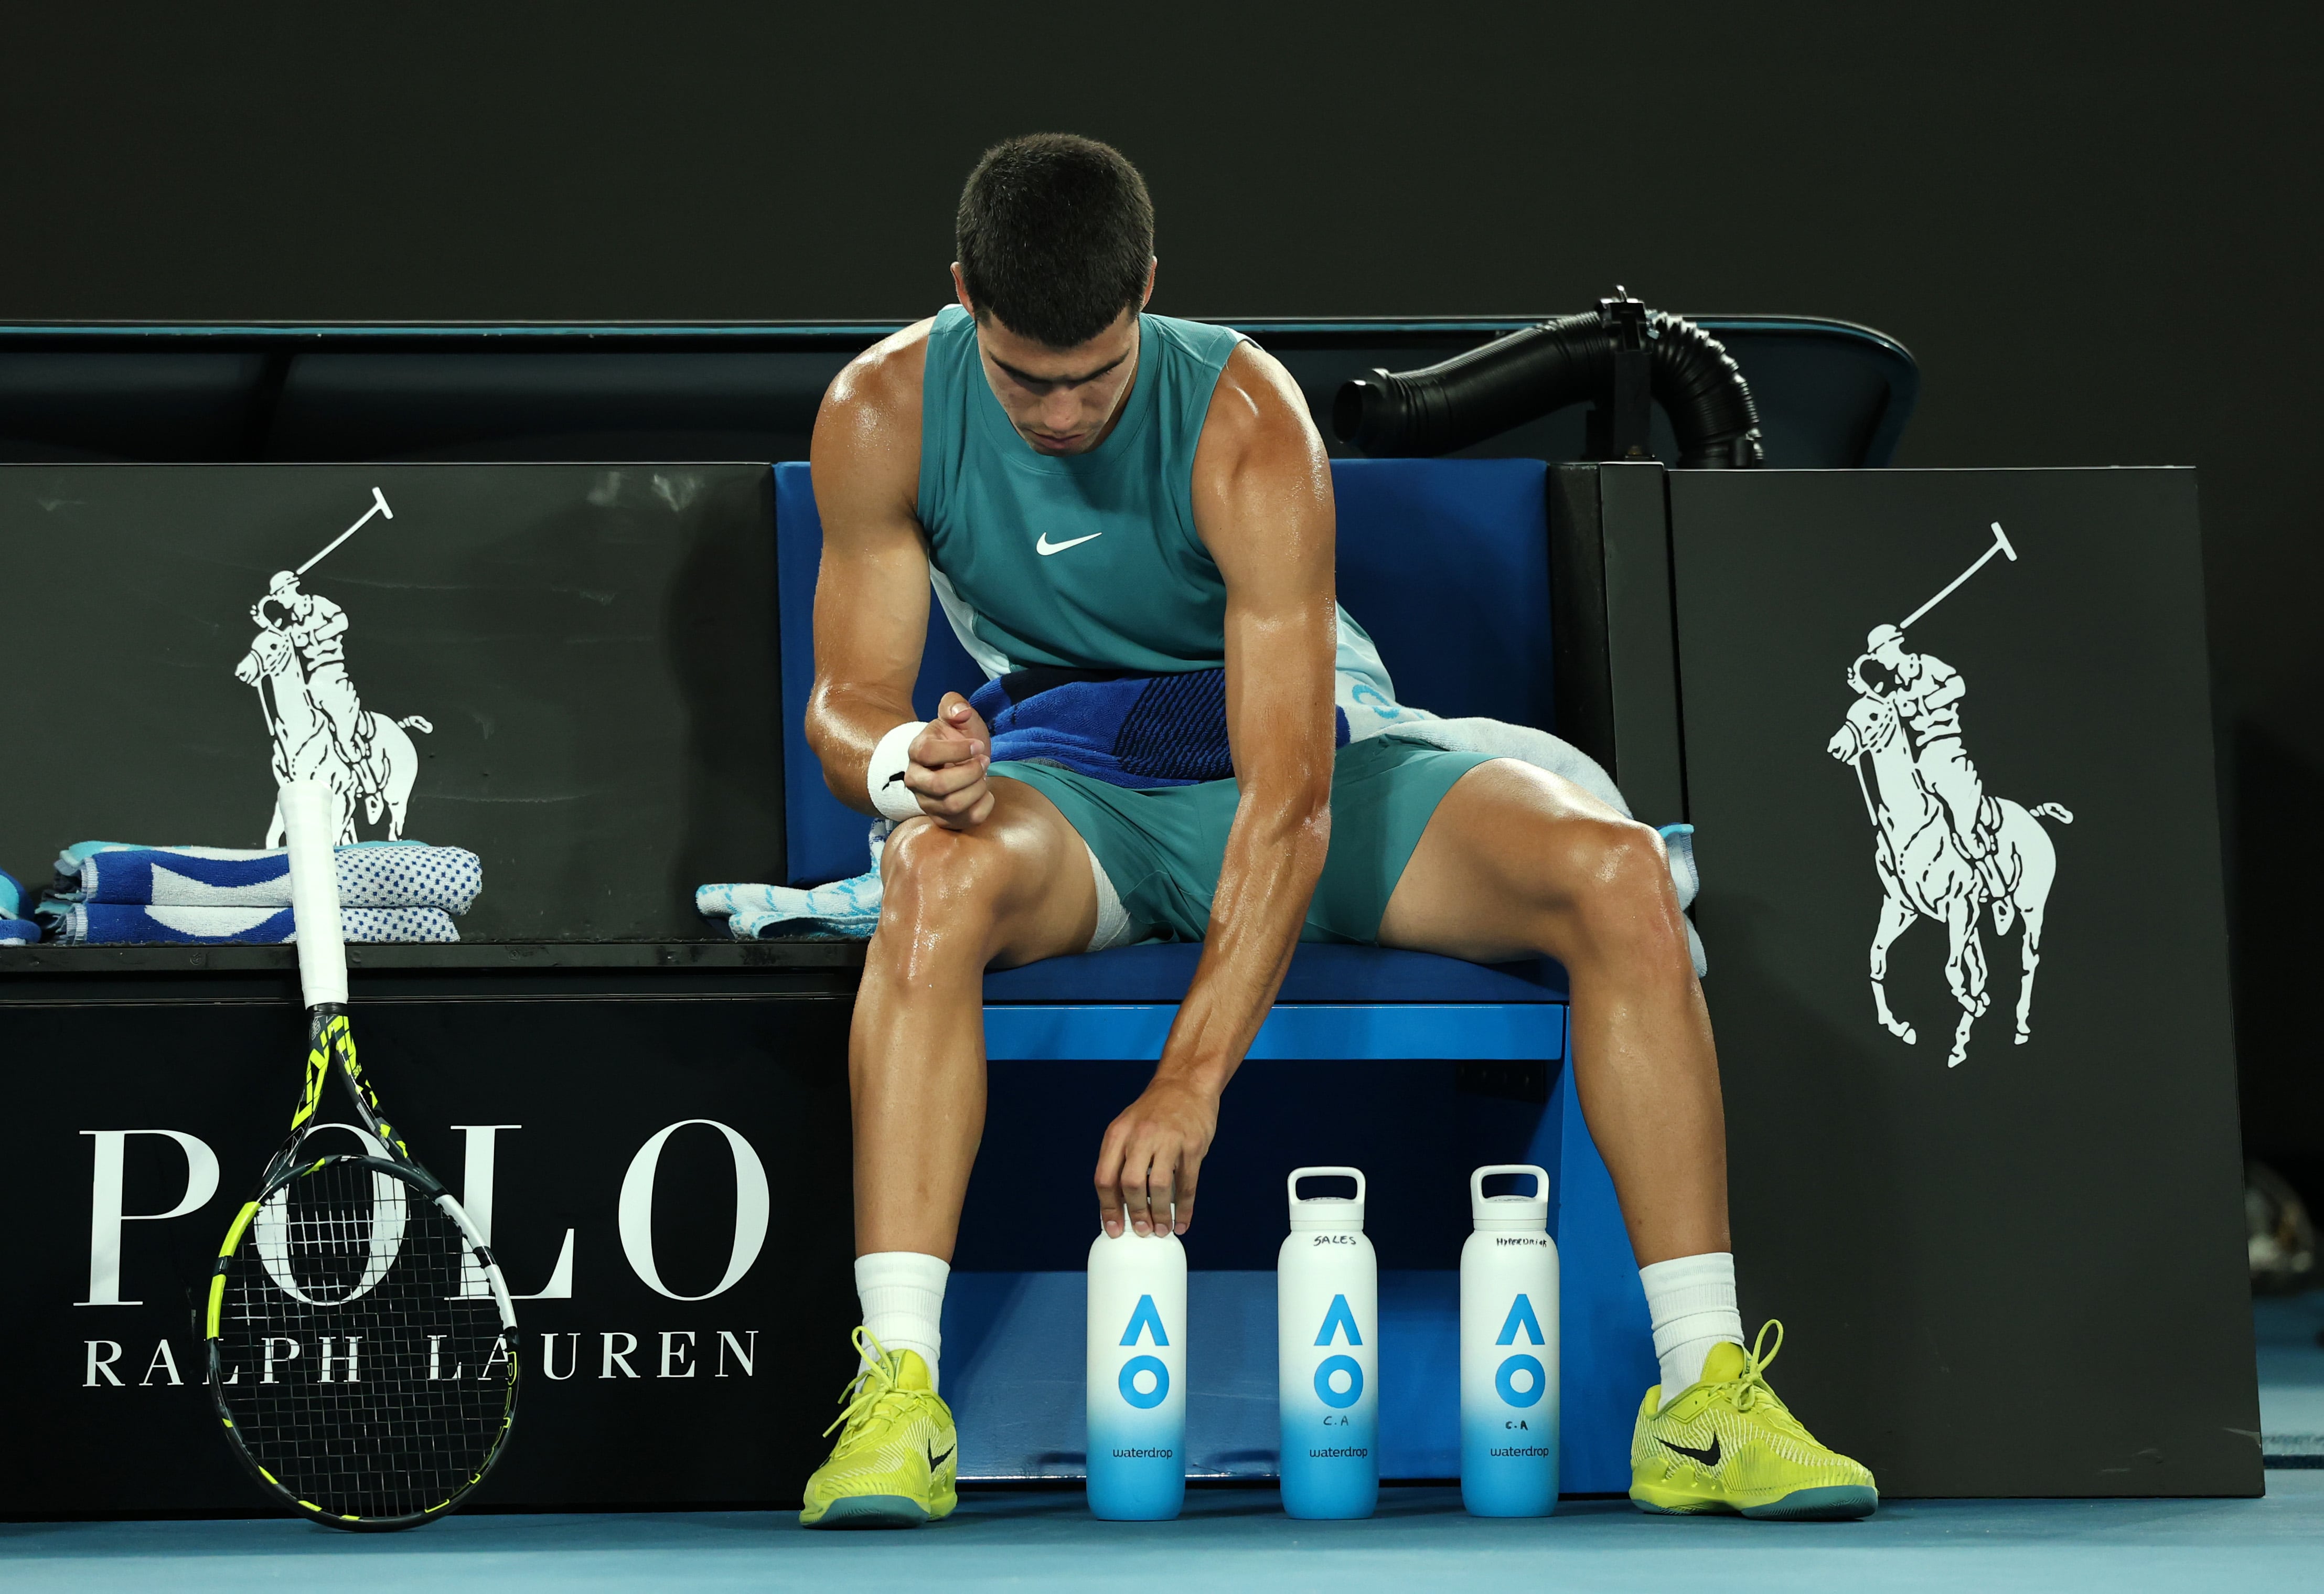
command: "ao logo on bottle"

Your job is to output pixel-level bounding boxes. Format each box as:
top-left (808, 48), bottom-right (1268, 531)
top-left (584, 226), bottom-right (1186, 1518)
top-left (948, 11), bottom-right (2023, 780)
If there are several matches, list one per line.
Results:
top-left (1312, 1293), bottom-right (1365, 1409)
top-left (1494, 1294), bottom-right (1548, 1409)
top-left (1117, 1293), bottom-right (1171, 1409)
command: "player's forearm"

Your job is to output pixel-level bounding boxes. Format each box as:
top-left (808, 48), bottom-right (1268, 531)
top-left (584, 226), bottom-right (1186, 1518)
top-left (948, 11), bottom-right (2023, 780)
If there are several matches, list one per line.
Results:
top-left (1157, 771), bottom-right (1332, 1094)
top-left (805, 680), bottom-right (923, 816)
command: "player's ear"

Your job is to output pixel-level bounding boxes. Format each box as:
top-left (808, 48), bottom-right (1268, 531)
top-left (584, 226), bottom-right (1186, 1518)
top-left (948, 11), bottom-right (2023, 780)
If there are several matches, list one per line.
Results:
top-left (951, 263), bottom-right (973, 316)
top-left (1139, 256), bottom-right (1156, 311)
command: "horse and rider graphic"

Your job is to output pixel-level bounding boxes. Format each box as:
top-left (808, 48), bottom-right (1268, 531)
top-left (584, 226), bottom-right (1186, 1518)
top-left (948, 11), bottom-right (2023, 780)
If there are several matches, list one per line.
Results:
top-left (1824, 522), bottom-right (2072, 1069)
top-left (230, 488), bottom-right (433, 845)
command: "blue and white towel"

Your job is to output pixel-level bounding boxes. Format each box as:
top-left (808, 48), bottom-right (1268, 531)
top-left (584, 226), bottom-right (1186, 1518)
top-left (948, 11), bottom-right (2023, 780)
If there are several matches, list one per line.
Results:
top-left (56, 841), bottom-right (481, 914)
top-left (698, 828), bottom-right (890, 941)
top-left (55, 903), bottom-right (460, 946)
top-left (1, 868), bottom-right (37, 946)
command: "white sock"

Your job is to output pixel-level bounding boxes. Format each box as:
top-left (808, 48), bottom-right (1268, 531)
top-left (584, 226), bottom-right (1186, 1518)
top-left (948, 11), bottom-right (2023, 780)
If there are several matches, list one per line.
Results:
top-left (1640, 1251), bottom-right (1742, 1405)
top-left (855, 1251), bottom-right (949, 1393)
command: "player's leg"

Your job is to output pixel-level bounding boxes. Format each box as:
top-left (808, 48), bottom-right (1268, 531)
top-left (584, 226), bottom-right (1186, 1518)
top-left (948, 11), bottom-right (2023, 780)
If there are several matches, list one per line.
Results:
top-left (1376, 755), bottom-right (1876, 1519)
top-left (1376, 757), bottom-right (1724, 1267)
top-left (852, 777), bottom-right (1101, 1263)
top-left (805, 776), bottom-right (1099, 1529)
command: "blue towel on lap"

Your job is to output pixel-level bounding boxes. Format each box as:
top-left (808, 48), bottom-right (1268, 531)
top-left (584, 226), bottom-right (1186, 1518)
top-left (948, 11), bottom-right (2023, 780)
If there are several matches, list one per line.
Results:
top-left (972, 667), bottom-right (1350, 789)
top-left (57, 904), bottom-right (459, 946)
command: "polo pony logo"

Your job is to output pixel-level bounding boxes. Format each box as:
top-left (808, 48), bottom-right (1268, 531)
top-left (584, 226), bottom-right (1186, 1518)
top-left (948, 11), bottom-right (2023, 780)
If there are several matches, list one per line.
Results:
top-left (1824, 522), bottom-right (2073, 1068)
top-left (231, 488), bottom-right (434, 845)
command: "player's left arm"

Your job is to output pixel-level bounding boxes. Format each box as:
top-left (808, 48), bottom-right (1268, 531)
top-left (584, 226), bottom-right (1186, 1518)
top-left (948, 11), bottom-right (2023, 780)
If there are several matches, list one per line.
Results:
top-left (1093, 343), bottom-right (1337, 1239)
top-left (306, 598), bottom-right (350, 641)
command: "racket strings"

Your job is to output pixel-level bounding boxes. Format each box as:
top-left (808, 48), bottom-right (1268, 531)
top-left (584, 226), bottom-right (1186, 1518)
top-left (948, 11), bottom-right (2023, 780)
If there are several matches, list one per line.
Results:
top-left (217, 1160), bottom-right (511, 1521)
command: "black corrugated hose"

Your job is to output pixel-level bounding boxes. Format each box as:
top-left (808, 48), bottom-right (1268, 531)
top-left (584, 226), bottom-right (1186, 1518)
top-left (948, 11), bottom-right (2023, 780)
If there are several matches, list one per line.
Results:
top-left (1331, 298), bottom-right (1764, 467)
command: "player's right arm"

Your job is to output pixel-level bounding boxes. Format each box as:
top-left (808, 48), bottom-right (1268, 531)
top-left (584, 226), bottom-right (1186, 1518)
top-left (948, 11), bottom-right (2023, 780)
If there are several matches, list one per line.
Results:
top-left (805, 322), bottom-right (995, 828)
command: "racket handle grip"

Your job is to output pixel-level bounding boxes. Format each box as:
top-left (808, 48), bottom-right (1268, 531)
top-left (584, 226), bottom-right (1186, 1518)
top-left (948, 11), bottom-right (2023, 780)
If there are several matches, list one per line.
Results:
top-left (279, 779), bottom-right (348, 1009)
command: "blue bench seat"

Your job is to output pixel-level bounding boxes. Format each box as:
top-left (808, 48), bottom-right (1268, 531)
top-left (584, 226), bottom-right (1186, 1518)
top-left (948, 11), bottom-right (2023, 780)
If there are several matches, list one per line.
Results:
top-left (985, 943), bottom-right (1567, 1003)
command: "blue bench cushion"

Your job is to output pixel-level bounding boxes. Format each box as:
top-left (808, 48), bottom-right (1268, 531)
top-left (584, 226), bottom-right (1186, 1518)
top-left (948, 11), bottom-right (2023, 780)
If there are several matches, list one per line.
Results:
top-left (982, 942), bottom-right (1566, 1003)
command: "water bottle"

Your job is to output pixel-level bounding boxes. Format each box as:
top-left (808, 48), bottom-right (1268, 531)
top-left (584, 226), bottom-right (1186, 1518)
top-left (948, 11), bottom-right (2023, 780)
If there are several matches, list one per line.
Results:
top-left (1086, 1227), bottom-right (1187, 1521)
top-left (1460, 1163), bottom-right (1559, 1516)
top-left (1278, 1167), bottom-right (1379, 1520)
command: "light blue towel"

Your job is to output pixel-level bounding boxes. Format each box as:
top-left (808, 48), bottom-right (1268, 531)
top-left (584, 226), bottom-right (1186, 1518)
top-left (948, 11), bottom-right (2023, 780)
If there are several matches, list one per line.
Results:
top-left (697, 829), bottom-right (887, 940)
top-left (56, 904), bottom-right (459, 946)
top-left (59, 841), bottom-right (481, 913)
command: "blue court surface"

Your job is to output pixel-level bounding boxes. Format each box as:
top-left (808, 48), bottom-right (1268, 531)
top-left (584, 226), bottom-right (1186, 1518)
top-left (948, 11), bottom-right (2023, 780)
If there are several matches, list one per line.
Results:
top-left (8, 1477), bottom-right (2321, 1594)
top-left (16, 1297), bottom-right (2322, 1594)
top-left (2257, 1292), bottom-right (2324, 1465)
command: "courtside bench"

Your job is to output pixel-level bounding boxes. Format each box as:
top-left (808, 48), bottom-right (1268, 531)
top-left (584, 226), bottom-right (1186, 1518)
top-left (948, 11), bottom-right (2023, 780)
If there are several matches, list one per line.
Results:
top-left (775, 458), bottom-right (1658, 1490)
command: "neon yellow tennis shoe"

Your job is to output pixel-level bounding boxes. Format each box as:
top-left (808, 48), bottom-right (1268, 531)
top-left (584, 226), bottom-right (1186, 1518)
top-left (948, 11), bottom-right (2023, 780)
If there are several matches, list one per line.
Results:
top-left (1629, 1321), bottom-right (1878, 1520)
top-left (799, 1329), bottom-right (958, 1529)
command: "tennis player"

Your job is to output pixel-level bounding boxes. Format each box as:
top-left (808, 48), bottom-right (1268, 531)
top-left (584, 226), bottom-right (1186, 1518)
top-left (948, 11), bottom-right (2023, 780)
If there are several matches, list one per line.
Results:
top-left (798, 133), bottom-right (1876, 1526)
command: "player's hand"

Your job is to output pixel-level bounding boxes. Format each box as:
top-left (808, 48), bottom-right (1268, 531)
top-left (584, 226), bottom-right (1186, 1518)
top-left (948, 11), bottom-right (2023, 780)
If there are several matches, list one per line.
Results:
top-left (906, 692), bottom-right (994, 830)
top-left (1095, 1075), bottom-right (1218, 1238)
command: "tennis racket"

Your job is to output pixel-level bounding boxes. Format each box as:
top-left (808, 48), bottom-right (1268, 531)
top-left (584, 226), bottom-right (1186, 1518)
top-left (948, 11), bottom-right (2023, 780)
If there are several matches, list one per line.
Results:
top-left (204, 777), bottom-right (519, 1530)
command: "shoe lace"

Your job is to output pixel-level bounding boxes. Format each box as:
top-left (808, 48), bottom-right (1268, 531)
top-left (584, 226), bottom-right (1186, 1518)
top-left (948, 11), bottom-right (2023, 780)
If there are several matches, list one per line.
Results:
top-left (1720, 1319), bottom-right (1787, 1415)
top-left (823, 1326), bottom-right (907, 1442)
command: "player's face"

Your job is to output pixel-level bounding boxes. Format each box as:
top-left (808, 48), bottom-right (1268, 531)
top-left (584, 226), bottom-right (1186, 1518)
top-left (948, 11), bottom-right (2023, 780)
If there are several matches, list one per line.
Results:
top-left (968, 305), bottom-right (1144, 456)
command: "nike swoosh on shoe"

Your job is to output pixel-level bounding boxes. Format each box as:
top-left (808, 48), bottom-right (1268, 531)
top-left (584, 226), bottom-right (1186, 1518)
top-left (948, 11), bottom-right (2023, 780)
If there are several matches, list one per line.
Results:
top-left (1658, 1435), bottom-right (1721, 1467)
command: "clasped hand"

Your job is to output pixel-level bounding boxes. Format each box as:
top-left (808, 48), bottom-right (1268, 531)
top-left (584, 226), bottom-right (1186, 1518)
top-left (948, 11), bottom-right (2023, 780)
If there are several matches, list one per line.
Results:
top-left (903, 692), bottom-right (994, 829)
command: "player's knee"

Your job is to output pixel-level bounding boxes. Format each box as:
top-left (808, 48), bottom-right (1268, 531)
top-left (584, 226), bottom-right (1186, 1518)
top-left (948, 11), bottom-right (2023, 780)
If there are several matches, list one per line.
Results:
top-left (1562, 818), bottom-right (1683, 960)
top-left (878, 818), bottom-right (1015, 937)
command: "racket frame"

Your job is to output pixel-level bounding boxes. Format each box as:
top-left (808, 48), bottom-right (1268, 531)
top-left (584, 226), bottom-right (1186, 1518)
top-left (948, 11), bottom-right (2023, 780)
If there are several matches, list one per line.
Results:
top-left (206, 1010), bottom-right (522, 1530)
top-left (206, 779), bottom-right (519, 1530)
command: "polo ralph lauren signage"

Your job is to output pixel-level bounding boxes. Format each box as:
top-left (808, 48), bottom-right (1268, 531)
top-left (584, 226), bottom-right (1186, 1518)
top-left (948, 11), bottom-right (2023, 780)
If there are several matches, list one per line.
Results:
top-left (6, 991), bottom-right (855, 1514)
top-left (1664, 467), bottom-right (2257, 1496)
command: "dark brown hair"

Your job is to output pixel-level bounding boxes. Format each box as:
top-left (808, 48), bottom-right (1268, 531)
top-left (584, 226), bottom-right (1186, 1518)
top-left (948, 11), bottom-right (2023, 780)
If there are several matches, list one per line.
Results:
top-left (956, 134), bottom-right (1153, 349)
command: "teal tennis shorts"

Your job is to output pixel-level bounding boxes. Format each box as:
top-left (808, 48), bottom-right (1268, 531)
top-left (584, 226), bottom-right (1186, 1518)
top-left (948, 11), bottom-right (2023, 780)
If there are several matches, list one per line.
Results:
top-left (990, 735), bottom-right (1493, 945)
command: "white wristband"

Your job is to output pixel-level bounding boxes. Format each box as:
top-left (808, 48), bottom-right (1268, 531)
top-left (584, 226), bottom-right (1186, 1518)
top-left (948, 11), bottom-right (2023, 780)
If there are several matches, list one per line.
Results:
top-left (868, 720), bottom-right (929, 822)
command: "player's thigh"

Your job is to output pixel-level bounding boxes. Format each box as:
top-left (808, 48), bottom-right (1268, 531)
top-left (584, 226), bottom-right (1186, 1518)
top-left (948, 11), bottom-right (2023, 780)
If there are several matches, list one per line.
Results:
top-left (1377, 757), bottom-right (1642, 962)
top-left (879, 777), bottom-right (1099, 967)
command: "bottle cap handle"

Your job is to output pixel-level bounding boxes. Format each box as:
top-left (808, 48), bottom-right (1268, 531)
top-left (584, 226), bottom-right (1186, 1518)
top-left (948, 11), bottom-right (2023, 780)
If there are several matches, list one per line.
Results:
top-left (1470, 1164), bottom-right (1549, 1207)
top-left (1288, 1166), bottom-right (1366, 1207)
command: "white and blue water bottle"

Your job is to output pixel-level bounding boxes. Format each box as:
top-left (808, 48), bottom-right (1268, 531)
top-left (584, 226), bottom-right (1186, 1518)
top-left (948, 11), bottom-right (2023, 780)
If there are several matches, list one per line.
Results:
top-left (1460, 1163), bottom-right (1559, 1516)
top-left (1086, 1227), bottom-right (1187, 1521)
top-left (1278, 1167), bottom-right (1379, 1520)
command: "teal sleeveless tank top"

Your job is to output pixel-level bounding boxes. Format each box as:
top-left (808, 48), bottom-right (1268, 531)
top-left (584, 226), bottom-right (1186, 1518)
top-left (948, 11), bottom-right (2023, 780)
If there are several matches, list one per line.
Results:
top-left (916, 304), bottom-right (1242, 675)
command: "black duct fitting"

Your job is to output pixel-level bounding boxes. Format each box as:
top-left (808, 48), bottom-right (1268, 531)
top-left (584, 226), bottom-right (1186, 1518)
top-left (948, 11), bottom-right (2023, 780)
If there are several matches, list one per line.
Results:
top-left (1332, 291), bottom-right (1765, 467)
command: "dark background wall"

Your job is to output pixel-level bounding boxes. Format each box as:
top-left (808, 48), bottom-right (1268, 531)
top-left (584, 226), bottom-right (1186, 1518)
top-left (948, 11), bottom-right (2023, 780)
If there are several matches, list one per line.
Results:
top-left (4, 3), bottom-right (2318, 1189)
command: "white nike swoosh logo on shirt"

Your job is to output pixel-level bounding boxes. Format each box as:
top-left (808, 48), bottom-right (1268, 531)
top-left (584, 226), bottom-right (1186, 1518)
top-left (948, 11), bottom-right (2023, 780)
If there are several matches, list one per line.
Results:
top-left (1035, 531), bottom-right (1104, 556)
